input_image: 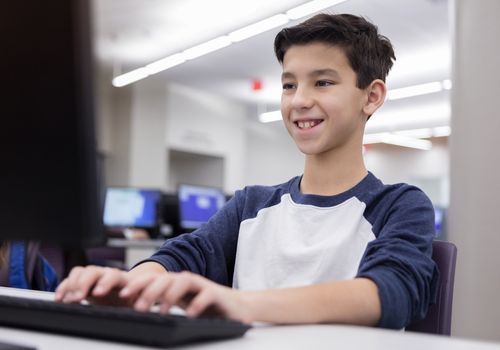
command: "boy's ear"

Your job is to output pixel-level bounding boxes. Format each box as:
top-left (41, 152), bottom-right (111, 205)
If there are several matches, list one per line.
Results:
top-left (363, 79), bottom-right (386, 117)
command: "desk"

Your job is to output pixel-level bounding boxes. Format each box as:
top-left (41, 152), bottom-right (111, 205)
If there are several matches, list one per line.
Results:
top-left (107, 238), bottom-right (165, 269)
top-left (1, 288), bottom-right (500, 350)
top-left (2, 321), bottom-right (500, 350)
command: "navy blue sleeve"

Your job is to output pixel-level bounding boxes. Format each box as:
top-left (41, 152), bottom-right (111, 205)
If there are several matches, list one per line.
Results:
top-left (137, 189), bottom-right (245, 286)
top-left (357, 187), bottom-right (439, 329)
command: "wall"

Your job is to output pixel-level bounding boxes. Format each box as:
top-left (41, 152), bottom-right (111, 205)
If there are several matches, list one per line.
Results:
top-left (95, 75), bottom-right (134, 187)
top-left (128, 80), bottom-right (167, 189)
top-left (448, 0), bottom-right (500, 341)
top-left (364, 139), bottom-right (449, 205)
top-left (244, 121), bottom-right (304, 186)
top-left (98, 79), bottom-right (248, 194)
top-left (165, 83), bottom-right (247, 193)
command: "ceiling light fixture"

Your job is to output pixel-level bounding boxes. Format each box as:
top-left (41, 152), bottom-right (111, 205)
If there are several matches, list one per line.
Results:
top-left (381, 134), bottom-right (433, 150)
top-left (228, 14), bottom-right (289, 42)
top-left (112, 0), bottom-right (348, 87)
top-left (259, 110), bottom-right (282, 123)
top-left (286, 0), bottom-right (347, 20)
top-left (183, 36), bottom-right (232, 60)
top-left (387, 80), bottom-right (451, 100)
top-left (146, 53), bottom-right (186, 75)
top-left (363, 133), bottom-right (433, 150)
top-left (112, 67), bottom-right (149, 87)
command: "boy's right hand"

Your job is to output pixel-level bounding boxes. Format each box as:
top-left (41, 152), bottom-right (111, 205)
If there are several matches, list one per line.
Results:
top-left (54, 262), bottom-right (167, 306)
top-left (54, 265), bottom-right (128, 305)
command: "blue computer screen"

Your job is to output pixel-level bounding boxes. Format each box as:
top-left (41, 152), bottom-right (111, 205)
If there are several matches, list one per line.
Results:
top-left (178, 184), bottom-right (226, 230)
top-left (103, 188), bottom-right (161, 228)
top-left (434, 206), bottom-right (445, 237)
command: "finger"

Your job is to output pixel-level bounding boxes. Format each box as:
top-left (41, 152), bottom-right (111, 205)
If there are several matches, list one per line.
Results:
top-left (133, 275), bottom-right (174, 312)
top-left (163, 272), bottom-right (204, 308)
top-left (59, 266), bottom-right (89, 302)
top-left (185, 289), bottom-right (217, 318)
top-left (54, 278), bottom-right (68, 301)
top-left (90, 267), bottom-right (127, 297)
top-left (119, 272), bottom-right (163, 299)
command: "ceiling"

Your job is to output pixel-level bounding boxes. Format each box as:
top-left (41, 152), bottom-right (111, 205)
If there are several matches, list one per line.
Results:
top-left (91, 0), bottom-right (451, 130)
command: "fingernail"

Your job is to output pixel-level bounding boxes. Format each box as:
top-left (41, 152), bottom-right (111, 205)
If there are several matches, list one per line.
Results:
top-left (135, 299), bottom-right (147, 311)
top-left (119, 287), bottom-right (129, 297)
top-left (62, 293), bottom-right (72, 303)
top-left (93, 286), bottom-right (104, 295)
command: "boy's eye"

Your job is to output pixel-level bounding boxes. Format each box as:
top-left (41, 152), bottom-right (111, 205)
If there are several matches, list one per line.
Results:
top-left (316, 80), bottom-right (334, 87)
top-left (282, 83), bottom-right (296, 90)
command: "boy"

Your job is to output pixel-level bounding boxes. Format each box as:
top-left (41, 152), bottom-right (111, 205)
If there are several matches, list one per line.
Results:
top-left (56, 13), bottom-right (438, 329)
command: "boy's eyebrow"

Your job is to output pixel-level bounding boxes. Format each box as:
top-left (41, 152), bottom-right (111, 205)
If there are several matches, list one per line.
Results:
top-left (281, 69), bottom-right (341, 81)
top-left (310, 69), bottom-right (341, 79)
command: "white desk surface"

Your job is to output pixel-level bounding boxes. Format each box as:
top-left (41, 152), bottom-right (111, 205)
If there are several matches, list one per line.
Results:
top-left (1, 287), bottom-right (500, 350)
top-left (107, 238), bottom-right (165, 249)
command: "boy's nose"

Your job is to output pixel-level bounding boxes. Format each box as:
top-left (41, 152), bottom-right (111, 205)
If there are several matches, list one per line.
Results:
top-left (290, 86), bottom-right (314, 110)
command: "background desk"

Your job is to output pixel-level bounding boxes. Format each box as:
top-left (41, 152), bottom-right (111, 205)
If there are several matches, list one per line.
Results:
top-left (107, 238), bottom-right (165, 269)
top-left (1, 288), bottom-right (500, 350)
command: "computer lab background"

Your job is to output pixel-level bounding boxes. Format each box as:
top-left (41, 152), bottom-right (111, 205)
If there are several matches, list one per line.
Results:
top-left (89, 0), bottom-right (499, 343)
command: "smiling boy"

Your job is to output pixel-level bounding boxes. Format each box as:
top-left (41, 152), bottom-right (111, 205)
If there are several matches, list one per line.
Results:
top-left (56, 13), bottom-right (438, 329)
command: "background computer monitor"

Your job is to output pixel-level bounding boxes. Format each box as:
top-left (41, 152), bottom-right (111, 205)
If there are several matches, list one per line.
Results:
top-left (103, 188), bottom-right (162, 228)
top-left (434, 206), bottom-right (446, 238)
top-left (1, 1), bottom-right (104, 247)
top-left (178, 184), bottom-right (226, 231)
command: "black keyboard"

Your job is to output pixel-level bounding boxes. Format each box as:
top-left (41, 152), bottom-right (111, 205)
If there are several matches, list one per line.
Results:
top-left (0, 295), bottom-right (251, 347)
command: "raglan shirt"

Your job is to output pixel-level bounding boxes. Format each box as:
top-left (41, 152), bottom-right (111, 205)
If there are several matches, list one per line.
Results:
top-left (143, 172), bottom-right (438, 329)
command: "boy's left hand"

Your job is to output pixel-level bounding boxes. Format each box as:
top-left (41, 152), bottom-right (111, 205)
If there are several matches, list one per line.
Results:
top-left (120, 271), bottom-right (254, 323)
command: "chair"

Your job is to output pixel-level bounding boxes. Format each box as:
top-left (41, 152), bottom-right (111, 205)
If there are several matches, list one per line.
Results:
top-left (86, 246), bottom-right (126, 270)
top-left (406, 240), bottom-right (457, 335)
top-left (39, 243), bottom-right (65, 281)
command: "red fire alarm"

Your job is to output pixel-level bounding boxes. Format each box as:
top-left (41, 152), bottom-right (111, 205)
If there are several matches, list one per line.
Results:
top-left (252, 79), bottom-right (263, 91)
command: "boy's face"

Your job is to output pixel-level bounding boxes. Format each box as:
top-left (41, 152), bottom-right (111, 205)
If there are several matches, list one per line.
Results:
top-left (280, 42), bottom-right (369, 156)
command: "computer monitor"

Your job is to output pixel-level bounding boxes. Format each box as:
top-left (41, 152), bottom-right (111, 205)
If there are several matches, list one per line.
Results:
top-left (1, 1), bottom-right (104, 247)
top-left (178, 184), bottom-right (226, 231)
top-left (103, 188), bottom-right (162, 228)
top-left (434, 206), bottom-right (446, 238)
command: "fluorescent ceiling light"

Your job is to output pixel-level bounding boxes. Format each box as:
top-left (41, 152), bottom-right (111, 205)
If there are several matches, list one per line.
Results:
top-left (146, 53), bottom-right (186, 75)
top-left (393, 126), bottom-right (452, 139)
top-left (259, 110), bottom-right (282, 123)
top-left (364, 133), bottom-right (432, 150)
top-left (112, 67), bottom-right (149, 87)
top-left (229, 14), bottom-right (289, 42)
top-left (394, 128), bottom-right (434, 139)
top-left (387, 81), bottom-right (443, 100)
top-left (382, 134), bottom-right (433, 150)
top-left (432, 126), bottom-right (451, 137)
top-left (183, 36), bottom-right (232, 60)
top-left (366, 102), bottom-right (450, 134)
top-left (442, 79), bottom-right (452, 90)
top-left (286, 0), bottom-right (347, 20)
top-left (112, 0), bottom-right (349, 87)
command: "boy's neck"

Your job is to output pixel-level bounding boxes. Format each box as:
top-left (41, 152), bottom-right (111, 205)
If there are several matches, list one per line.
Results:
top-left (301, 149), bottom-right (367, 196)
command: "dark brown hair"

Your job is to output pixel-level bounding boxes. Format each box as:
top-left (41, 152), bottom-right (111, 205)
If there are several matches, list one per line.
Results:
top-left (274, 13), bottom-right (395, 89)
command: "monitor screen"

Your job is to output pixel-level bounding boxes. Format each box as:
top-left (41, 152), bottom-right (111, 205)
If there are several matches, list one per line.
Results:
top-left (178, 185), bottom-right (226, 230)
top-left (434, 206), bottom-right (446, 237)
top-left (1, 1), bottom-right (104, 247)
top-left (103, 188), bottom-right (162, 228)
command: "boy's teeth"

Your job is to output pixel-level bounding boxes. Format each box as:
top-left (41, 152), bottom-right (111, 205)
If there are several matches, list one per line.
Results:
top-left (298, 121), bottom-right (317, 129)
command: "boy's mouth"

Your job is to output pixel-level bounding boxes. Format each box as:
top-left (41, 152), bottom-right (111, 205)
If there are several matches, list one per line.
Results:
top-left (295, 119), bottom-right (324, 129)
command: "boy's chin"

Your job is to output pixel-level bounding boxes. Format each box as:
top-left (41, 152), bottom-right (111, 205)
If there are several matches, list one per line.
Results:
top-left (296, 144), bottom-right (325, 156)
